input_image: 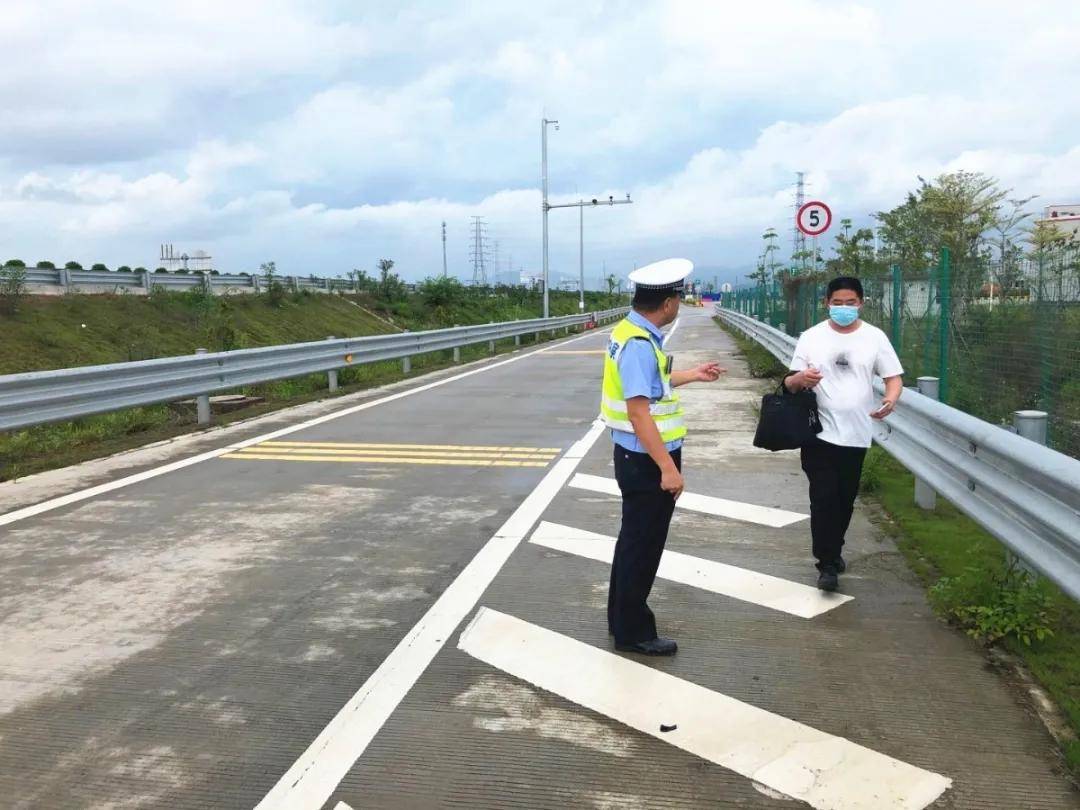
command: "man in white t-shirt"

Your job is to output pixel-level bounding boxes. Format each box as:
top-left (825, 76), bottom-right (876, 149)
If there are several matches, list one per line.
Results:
top-left (785, 276), bottom-right (904, 592)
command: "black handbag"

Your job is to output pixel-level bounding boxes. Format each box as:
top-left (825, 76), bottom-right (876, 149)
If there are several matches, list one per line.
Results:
top-left (752, 375), bottom-right (823, 451)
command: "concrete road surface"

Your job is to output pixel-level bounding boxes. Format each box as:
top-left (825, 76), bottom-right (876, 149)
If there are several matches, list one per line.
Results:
top-left (1, 307), bottom-right (1075, 809)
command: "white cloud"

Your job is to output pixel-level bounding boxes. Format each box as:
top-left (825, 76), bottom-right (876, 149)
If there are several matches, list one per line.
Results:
top-left (1, 0), bottom-right (1079, 279)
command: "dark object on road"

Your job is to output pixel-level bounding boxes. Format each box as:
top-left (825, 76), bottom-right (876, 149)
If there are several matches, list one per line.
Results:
top-left (753, 378), bottom-right (822, 451)
top-left (660, 724), bottom-right (677, 733)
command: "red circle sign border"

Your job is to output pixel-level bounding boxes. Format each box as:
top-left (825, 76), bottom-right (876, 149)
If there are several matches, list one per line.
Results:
top-left (796, 200), bottom-right (832, 236)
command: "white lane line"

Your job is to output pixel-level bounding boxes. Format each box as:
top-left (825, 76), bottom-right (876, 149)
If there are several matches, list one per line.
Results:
top-left (0, 328), bottom-right (609, 529)
top-left (253, 420), bottom-right (609, 810)
top-left (569, 473), bottom-right (807, 528)
top-left (663, 315), bottom-right (681, 347)
top-left (458, 608), bottom-right (952, 810)
top-left (529, 522), bottom-right (851, 618)
top-left (334, 804), bottom-right (355, 810)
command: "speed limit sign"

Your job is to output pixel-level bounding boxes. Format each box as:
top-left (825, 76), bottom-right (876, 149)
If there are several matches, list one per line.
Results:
top-left (796, 200), bottom-right (832, 236)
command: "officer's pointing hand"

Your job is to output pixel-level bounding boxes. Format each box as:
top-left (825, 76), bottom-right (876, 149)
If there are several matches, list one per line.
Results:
top-left (694, 362), bottom-right (726, 382)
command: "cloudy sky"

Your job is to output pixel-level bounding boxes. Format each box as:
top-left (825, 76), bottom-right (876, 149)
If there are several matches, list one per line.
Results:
top-left (1, 0), bottom-right (1078, 286)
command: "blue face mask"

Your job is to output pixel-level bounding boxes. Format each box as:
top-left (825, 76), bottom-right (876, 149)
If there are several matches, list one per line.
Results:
top-left (828, 305), bottom-right (860, 327)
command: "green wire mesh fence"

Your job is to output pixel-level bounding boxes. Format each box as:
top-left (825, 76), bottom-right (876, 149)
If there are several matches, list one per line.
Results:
top-left (720, 245), bottom-right (1080, 458)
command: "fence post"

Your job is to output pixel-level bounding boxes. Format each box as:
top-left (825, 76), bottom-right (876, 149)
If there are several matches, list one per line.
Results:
top-left (890, 264), bottom-right (902, 350)
top-left (195, 348), bottom-right (211, 425)
top-left (1036, 252), bottom-right (1054, 433)
top-left (913, 376), bottom-right (939, 509)
top-left (326, 337), bottom-right (339, 392)
top-left (938, 247), bottom-right (951, 403)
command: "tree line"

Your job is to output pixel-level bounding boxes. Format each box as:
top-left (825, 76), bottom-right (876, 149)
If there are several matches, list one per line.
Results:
top-left (750, 170), bottom-right (1077, 298)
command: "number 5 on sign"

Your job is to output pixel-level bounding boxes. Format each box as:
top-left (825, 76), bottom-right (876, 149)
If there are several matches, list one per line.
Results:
top-left (797, 200), bottom-right (832, 237)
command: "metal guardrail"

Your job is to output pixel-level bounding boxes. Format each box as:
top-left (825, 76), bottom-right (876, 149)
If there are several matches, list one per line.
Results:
top-left (0, 308), bottom-right (627, 434)
top-left (714, 304), bottom-right (1080, 602)
top-left (16, 266), bottom-right (354, 294)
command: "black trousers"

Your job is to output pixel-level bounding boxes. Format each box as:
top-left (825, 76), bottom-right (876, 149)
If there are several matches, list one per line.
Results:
top-left (799, 438), bottom-right (867, 570)
top-left (608, 446), bottom-right (681, 645)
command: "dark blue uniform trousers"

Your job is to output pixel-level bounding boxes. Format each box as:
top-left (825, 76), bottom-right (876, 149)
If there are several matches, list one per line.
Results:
top-left (608, 445), bottom-right (682, 645)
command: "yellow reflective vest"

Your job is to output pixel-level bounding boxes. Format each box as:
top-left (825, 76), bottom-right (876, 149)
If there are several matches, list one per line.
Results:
top-left (600, 318), bottom-right (687, 443)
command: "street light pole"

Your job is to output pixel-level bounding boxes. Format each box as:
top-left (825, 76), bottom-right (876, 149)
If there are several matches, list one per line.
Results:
top-left (547, 194), bottom-right (633, 310)
top-left (579, 203), bottom-right (584, 311)
top-left (541, 117), bottom-right (558, 318)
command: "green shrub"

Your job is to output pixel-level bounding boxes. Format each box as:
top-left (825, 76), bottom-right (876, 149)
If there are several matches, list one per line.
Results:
top-left (930, 559), bottom-right (1056, 647)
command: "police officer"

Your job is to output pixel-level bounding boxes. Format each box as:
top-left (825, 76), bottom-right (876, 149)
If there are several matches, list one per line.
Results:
top-left (600, 259), bottom-right (724, 655)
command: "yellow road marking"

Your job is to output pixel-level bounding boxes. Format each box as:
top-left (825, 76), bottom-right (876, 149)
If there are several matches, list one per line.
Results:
top-left (257, 441), bottom-right (562, 453)
top-left (221, 453), bottom-right (549, 468)
top-left (232, 446), bottom-right (557, 461)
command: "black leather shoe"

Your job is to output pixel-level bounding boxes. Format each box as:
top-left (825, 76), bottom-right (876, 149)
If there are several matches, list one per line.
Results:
top-left (835, 556), bottom-right (847, 574)
top-left (615, 637), bottom-right (678, 656)
top-left (817, 567), bottom-right (839, 592)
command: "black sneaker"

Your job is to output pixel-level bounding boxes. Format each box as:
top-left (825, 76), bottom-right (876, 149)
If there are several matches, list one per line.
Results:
top-left (835, 556), bottom-right (847, 574)
top-left (616, 637), bottom-right (678, 656)
top-left (817, 567), bottom-right (839, 592)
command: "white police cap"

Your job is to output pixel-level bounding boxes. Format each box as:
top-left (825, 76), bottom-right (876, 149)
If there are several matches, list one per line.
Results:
top-left (628, 258), bottom-right (693, 291)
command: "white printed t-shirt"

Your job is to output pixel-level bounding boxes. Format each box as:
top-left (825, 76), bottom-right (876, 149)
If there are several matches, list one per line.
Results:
top-left (789, 320), bottom-right (904, 448)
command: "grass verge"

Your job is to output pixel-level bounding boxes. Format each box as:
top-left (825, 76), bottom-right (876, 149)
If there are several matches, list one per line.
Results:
top-left (713, 316), bottom-right (787, 378)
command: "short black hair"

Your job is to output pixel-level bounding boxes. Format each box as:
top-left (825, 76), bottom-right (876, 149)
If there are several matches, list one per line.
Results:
top-left (632, 286), bottom-right (680, 312)
top-left (826, 276), bottom-right (864, 300)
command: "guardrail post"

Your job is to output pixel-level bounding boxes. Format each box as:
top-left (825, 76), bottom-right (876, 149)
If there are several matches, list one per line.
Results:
top-left (453, 346), bottom-right (461, 363)
top-left (489, 340), bottom-right (496, 354)
top-left (141, 270), bottom-right (152, 293)
top-left (403, 356), bottom-right (411, 374)
top-left (59, 267), bottom-right (72, 291)
top-left (1014, 410), bottom-right (1048, 446)
top-left (326, 337), bottom-right (339, 392)
top-left (251, 274), bottom-right (261, 293)
top-left (195, 348), bottom-right (211, 425)
top-left (201, 272), bottom-right (212, 294)
top-left (514, 335), bottom-right (521, 347)
top-left (914, 376), bottom-right (939, 510)
top-left (1009, 411), bottom-right (1048, 576)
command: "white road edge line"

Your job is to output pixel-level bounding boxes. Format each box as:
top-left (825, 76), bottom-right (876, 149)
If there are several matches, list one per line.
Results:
top-left (0, 328), bottom-right (607, 529)
top-left (253, 419), bottom-right (609, 810)
top-left (529, 521), bottom-right (851, 618)
top-left (569, 472), bottom-right (807, 528)
top-left (458, 608), bottom-right (952, 810)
